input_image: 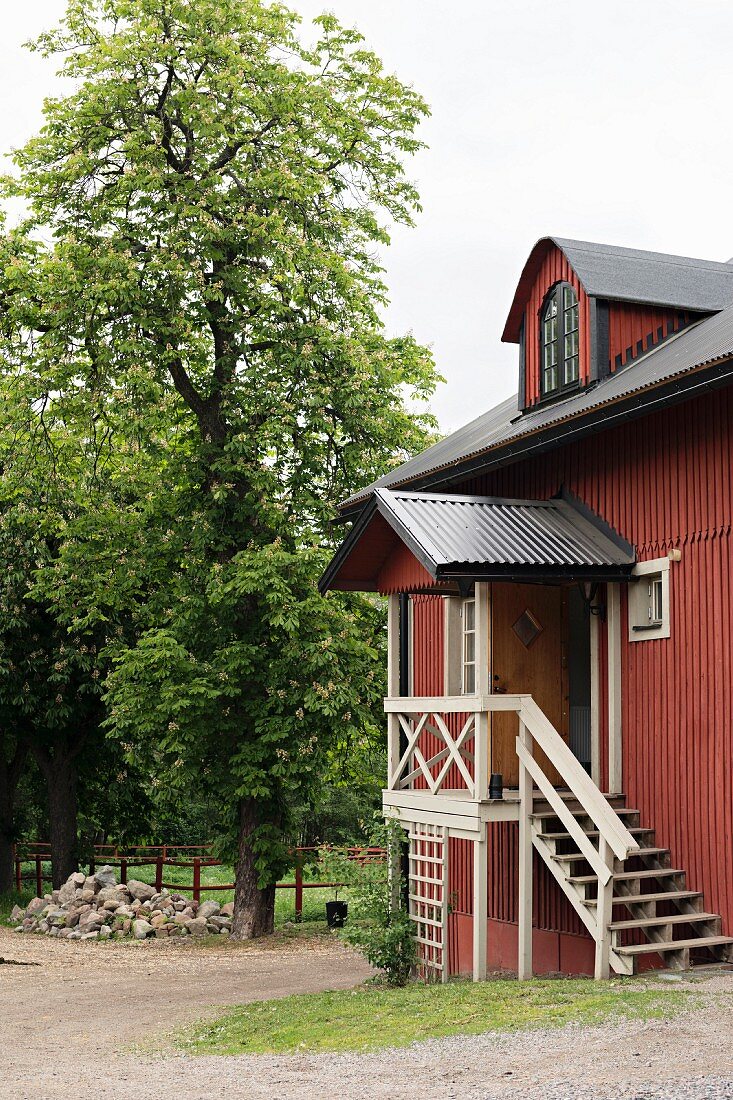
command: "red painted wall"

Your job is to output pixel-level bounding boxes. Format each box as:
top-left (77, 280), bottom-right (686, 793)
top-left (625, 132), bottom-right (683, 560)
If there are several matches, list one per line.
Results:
top-left (403, 385), bottom-right (733, 972)
top-left (456, 385), bottom-right (733, 944)
top-left (522, 245), bottom-right (591, 407)
top-left (608, 302), bottom-right (690, 371)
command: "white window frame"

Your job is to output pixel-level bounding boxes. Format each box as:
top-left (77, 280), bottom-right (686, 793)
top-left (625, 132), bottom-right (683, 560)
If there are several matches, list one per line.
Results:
top-left (461, 596), bottom-right (477, 694)
top-left (628, 557), bottom-right (671, 642)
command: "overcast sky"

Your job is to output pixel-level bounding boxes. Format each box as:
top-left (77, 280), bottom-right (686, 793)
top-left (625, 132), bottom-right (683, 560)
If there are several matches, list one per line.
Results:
top-left (1, 1), bottom-right (732, 430)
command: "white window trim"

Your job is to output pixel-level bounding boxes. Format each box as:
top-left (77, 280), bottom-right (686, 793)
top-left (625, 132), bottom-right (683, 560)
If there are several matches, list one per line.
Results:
top-left (461, 596), bottom-right (477, 695)
top-left (628, 556), bottom-right (671, 642)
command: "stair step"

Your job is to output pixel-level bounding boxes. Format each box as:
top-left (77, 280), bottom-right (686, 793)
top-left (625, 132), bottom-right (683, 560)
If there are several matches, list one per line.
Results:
top-left (532, 808), bottom-right (639, 822)
top-left (610, 912), bottom-right (718, 931)
top-left (569, 868), bottom-right (684, 885)
top-left (586, 890), bottom-right (703, 908)
top-left (552, 846), bottom-right (668, 864)
top-left (541, 827), bottom-right (653, 842)
top-left (617, 935), bottom-right (733, 957)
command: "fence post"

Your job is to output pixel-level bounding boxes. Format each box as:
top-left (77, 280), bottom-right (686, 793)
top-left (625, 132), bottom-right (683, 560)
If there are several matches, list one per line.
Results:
top-left (120, 858), bottom-right (127, 885)
top-left (294, 850), bottom-right (303, 922)
top-left (193, 856), bottom-right (201, 903)
top-left (36, 856), bottom-right (43, 897)
top-left (155, 855), bottom-right (163, 892)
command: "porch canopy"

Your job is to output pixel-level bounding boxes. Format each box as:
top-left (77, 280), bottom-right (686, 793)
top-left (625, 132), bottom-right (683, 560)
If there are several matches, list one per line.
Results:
top-left (319, 487), bottom-right (635, 593)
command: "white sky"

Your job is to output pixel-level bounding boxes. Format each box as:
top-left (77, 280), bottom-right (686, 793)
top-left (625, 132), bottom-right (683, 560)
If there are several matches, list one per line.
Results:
top-left (2, 1), bottom-right (732, 430)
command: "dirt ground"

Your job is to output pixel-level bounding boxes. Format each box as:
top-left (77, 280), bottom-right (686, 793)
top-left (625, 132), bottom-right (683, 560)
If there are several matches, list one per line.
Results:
top-left (0, 925), bottom-right (372, 1098)
top-left (1, 926), bottom-right (732, 1099)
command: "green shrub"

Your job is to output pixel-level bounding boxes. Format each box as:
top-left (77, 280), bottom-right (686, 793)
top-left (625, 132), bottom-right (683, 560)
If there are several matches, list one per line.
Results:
top-left (321, 816), bottom-right (416, 986)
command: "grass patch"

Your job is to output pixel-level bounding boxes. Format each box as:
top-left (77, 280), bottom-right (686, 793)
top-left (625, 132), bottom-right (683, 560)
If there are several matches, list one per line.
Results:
top-left (178, 976), bottom-right (691, 1055)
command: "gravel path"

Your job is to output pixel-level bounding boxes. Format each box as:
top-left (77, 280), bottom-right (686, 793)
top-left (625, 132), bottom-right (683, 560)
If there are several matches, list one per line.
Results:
top-left (1, 926), bottom-right (732, 1099)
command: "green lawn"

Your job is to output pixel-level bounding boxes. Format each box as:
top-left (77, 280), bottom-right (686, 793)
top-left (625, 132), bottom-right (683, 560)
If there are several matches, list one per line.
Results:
top-left (177, 976), bottom-right (692, 1055)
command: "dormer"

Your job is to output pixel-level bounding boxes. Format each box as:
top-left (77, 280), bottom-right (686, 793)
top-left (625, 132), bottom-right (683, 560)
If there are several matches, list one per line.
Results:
top-left (502, 237), bottom-right (733, 411)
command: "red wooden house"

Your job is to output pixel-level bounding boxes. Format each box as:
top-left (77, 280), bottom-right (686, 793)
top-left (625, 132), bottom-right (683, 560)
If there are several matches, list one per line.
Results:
top-left (320, 236), bottom-right (733, 980)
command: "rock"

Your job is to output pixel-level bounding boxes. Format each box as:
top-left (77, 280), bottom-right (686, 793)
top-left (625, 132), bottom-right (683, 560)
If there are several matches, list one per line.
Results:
top-left (167, 924), bottom-right (185, 937)
top-left (65, 908), bottom-right (82, 928)
top-left (154, 926), bottom-right (169, 938)
top-left (25, 897), bottom-right (46, 917)
top-left (173, 901), bottom-right (186, 912)
top-left (186, 918), bottom-right (208, 937)
top-left (58, 881), bottom-right (77, 905)
top-left (83, 876), bottom-right (97, 892)
top-left (127, 880), bottom-right (155, 902)
top-left (98, 925), bottom-right (111, 939)
top-left (205, 923), bottom-right (220, 934)
top-left (81, 888), bottom-right (95, 903)
top-left (197, 901), bottom-right (220, 921)
top-left (218, 928), bottom-right (230, 937)
top-left (219, 902), bottom-right (234, 918)
top-left (150, 912), bottom-right (167, 928)
top-left (97, 886), bottom-right (122, 904)
top-left (208, 915), bottom-right (231, 930)
top-left (132, 918), bottom-right (153, 940)
top-left (10, 905), bottom-right (24, 921)
top-left (173, 914), bottom-right (191, 927)
top-left (48, 926), bottom-right (60, 937)
top-left (81, 930), bottom-right (99, 940)
top-left (94, 865), bottom-right (117, 889)
top-left (51, 890), bottom-right (60, 904)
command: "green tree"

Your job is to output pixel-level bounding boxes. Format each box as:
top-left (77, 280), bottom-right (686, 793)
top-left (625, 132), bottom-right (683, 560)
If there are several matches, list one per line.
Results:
top-left (0, 0), bottom-right (439, 934)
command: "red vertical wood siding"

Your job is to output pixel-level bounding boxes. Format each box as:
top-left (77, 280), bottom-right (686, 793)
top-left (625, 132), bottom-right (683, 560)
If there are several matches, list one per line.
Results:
top-left (377, 541), bottom-right (439, 594)
top-left (608, 303), bottom-right (690, 371)
top-left (453, 385), bottom-right (733, 939)
top-left (523, 245), bottom-right (591, 407)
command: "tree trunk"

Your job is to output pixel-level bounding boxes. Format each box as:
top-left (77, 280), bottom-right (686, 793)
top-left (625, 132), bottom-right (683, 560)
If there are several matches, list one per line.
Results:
top-left (0, 744), bottom-right (26, 894)
top-left (231, 797), bottom-right (276, 939)
top-left (34, 746), bottom-right (79, 889)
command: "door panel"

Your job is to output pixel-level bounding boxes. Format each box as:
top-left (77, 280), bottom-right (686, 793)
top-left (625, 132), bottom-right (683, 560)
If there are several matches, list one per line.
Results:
top-left (491, 583), bottom-right (568, 787)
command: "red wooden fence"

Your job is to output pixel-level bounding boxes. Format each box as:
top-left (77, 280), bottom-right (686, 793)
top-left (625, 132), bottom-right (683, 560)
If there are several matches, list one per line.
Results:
top-left (12, 842), bottom-right (385, 920)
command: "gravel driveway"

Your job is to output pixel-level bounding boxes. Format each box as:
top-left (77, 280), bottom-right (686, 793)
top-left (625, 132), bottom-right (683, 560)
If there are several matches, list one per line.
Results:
top-left (1, 927), bottom-right (732, 1099)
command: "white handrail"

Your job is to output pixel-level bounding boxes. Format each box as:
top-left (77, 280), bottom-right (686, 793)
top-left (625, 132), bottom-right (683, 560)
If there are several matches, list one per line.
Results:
top-left (518, 696), bottom-right (639, 862)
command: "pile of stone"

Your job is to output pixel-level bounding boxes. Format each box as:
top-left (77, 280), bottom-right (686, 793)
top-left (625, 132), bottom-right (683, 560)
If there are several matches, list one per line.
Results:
top-left (9, 865), bottom-right (234, 941)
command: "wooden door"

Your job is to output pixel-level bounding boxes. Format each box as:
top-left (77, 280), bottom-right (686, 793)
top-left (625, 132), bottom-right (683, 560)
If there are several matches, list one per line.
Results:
top-left (491, 583), bottom-right (568, 787)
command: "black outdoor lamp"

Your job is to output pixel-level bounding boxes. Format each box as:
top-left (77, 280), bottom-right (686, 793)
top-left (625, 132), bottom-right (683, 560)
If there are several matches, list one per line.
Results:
top-left (578, 580), bottom-right (606, 621)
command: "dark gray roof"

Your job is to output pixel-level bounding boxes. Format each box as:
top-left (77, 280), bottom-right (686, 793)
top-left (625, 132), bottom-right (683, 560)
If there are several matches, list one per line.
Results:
top-left (343, 301), bottom-right (733, 511)
top-left (503, 237), bottom-right (733, 342)
top-left (556, 237), bottom-right (733, 311)
top-left (320, 488), bottom-right (635, 592)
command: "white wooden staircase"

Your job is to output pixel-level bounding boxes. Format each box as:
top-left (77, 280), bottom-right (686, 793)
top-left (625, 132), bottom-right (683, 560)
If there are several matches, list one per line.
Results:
top-left (531, 792), bottom-right (733, 974)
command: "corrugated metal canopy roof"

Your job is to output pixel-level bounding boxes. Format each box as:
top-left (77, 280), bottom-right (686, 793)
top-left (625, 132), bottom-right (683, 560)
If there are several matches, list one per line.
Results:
top-left (320, 488), bottom-right (635, 593)
top-left (503, 237), bottom-right (733, 342)
top-left (342, 301), bottom-right (733, 511)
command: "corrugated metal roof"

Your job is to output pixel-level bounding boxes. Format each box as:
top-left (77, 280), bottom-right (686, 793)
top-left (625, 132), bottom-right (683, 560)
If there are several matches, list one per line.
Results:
top-left (319, 488), bottom-right (635, 592)
top-left (343, 301), bottom-right (733, 510)
top-left (503, 237), bottom-right (733, 342)
top-left (379, 489), bottom-right (635, 575)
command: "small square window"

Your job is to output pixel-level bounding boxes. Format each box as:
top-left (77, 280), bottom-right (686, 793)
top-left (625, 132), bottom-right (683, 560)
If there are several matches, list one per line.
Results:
top-left (628, 558), bottom-right (671, 641)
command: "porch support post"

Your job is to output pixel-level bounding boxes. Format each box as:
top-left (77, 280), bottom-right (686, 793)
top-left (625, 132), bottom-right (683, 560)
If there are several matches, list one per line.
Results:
top-left (607, 583), bottom-right (622, 794)
top-left (590, 609), bottom-right (601, 787)
top-left (517, 718), bottom-right (533, 980)
top-left (386, 594), bottom-right (401, 910)
top-left (594, 837), bottom-right (614, 979)
top-left (474, 581), bottom-right (491, 800)
top-left (473, 822), bottom-right (488, 982)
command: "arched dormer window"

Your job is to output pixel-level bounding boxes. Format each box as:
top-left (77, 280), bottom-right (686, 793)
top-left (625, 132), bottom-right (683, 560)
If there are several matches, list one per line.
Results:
top-left (541, 282), bottom-right (579, 397)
